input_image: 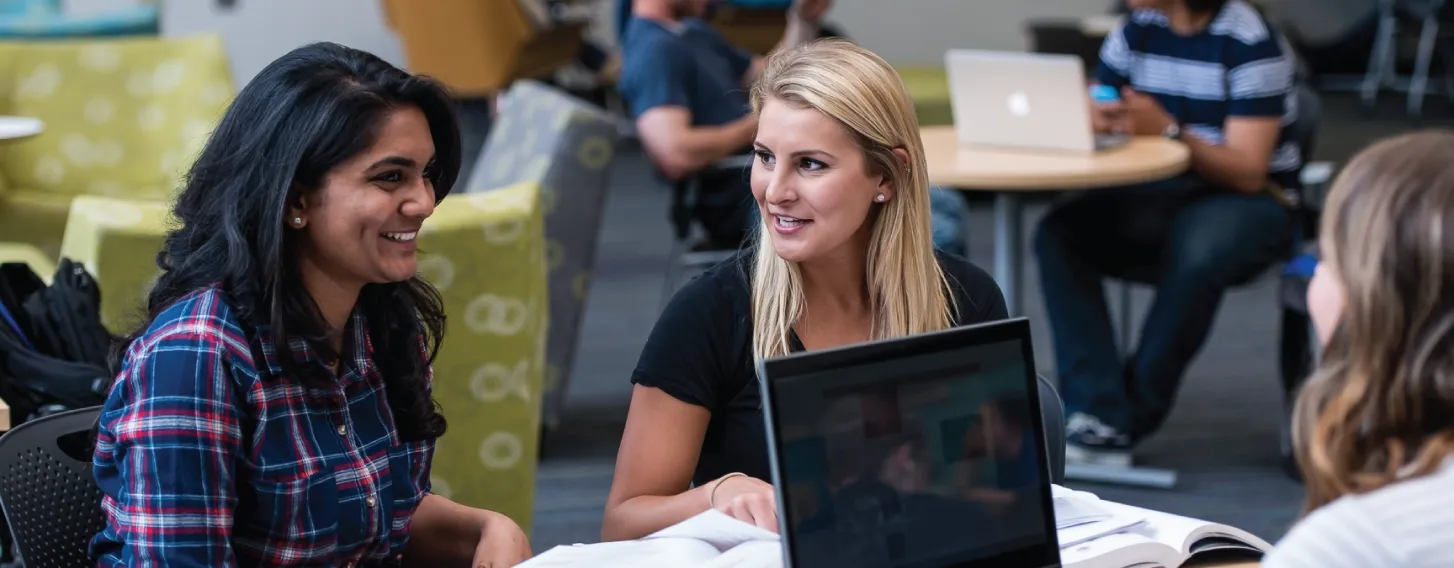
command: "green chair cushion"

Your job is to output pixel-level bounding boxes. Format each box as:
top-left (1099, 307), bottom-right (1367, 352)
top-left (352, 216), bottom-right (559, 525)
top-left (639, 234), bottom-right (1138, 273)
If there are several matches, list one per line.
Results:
top-left (897, 66), bottom-right (954, 127)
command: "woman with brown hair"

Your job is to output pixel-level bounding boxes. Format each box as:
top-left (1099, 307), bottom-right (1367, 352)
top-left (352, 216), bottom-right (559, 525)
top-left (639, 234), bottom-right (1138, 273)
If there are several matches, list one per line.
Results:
top-left (1263, 130), bottom-right (1454, 567)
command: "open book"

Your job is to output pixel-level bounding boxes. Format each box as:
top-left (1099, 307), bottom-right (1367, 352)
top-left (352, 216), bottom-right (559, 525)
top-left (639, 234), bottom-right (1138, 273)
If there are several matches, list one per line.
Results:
top-left (517, 487), bottom-right (1267, 568)
top-left (1056, 487), bottom-right (1272, 568)
top-left (516, 509), bottom-right (784, 568)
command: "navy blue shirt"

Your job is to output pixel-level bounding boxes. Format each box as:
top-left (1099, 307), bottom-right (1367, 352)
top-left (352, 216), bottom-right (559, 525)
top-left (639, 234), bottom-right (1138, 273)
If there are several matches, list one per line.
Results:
top-left (619, 17), bottom-right (754, 126)
top-left (1097, 0), bottom-right (1301, 188)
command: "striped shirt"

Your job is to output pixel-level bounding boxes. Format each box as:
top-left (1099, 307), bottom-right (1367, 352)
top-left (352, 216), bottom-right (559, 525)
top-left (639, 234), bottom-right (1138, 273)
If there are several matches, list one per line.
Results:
top-left (90, 287), bottom-right (435, 567)
top-left (1097, 0), bottom-right (1301, 187)
top-left (1263, 461), bottom-right (1454, 568)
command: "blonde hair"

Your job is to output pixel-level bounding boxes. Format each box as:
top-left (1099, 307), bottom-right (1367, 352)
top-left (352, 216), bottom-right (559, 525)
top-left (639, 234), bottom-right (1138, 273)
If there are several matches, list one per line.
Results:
top-left (747, 38), bottom-right (954, 361)
top-left (1293, 130), bottom-right (1454, 513)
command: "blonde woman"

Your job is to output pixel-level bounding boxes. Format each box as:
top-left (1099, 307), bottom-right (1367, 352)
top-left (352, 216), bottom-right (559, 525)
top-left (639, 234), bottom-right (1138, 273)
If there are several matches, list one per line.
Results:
top-left (1262, 131), bottom-right (1454, 568)
top-left (601, 38), bottom-right (1006, 541)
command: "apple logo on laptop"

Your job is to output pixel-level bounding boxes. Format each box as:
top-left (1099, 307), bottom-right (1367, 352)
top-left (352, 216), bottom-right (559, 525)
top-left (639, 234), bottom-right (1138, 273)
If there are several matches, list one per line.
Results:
top-left (1007, 91), bottom-right (1031, 117)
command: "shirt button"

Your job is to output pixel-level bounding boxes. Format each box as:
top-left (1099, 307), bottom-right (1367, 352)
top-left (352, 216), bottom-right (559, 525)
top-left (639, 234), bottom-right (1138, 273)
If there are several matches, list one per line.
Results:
top-left (336, 424), bottom-right (347, 436)
top-left (366, 495), bottom-right (376, 507)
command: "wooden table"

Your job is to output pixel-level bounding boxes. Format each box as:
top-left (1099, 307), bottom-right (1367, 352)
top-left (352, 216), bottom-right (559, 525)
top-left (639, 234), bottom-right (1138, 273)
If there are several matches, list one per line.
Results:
top-left (920, 126), bottom-right (1190, 314)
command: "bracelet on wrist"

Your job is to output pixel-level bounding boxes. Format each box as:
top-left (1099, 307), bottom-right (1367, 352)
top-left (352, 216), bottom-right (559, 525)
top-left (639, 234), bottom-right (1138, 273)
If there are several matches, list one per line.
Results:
top-left (709, 472), bottom-right (747, 509)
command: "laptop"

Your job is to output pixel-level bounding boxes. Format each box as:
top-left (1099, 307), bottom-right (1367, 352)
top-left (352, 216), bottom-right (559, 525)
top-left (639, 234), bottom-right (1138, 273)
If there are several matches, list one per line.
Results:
top-left (945, 49), bottom-right (1128, 154)
top-left (757, 318), bottom-right (1061, 568)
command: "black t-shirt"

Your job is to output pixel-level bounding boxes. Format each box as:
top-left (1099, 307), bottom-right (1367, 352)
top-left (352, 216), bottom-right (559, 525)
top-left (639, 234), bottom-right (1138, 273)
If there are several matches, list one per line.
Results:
top-left (629, 250), bottom-right (1009, 488)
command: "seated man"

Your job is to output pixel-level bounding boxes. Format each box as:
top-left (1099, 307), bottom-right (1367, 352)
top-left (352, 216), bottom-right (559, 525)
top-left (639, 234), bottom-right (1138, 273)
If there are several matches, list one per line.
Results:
top-left (1035, 0), bottom-right (1299, 462)
top-left (619, 0), bottom-right (968, 253)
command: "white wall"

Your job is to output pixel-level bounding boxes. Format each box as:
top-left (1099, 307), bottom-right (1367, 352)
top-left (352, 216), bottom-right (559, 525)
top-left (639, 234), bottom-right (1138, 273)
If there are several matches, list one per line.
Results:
top-left (65, 0), bottom-right (405, 88)
top-left (829, 0), bottom-right (1111, 66)
top-left (67, 0), bottom-right (1112, 83)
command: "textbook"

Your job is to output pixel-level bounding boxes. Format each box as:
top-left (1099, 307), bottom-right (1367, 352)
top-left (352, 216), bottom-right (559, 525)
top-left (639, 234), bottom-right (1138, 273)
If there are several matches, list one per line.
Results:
top-left (1058, 488), bottom-right (1272, 568)
top-left (516, 510), bottom-right (782, 568)
top-left (517, 487), bottom-right (1270, 568)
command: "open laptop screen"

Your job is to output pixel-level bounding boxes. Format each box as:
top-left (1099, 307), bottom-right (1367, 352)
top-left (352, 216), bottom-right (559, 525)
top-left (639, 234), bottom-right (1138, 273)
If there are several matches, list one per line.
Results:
top-left (759, 319), bottom-right (1059, 568)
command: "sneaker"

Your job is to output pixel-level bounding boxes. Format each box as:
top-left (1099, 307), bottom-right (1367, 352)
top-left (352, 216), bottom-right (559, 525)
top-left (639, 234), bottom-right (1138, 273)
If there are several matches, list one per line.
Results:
top-left (1066, 412), bottom-right (1133, 468)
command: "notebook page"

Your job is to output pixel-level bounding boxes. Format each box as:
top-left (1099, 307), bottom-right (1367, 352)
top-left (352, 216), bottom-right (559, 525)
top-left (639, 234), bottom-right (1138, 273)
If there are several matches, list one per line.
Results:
top-left (516, 538), bottom-right (725, 568)
top-left (645, 510), bottom-right (782, 552)
top-left (697, 540), bottom-right (785, 568)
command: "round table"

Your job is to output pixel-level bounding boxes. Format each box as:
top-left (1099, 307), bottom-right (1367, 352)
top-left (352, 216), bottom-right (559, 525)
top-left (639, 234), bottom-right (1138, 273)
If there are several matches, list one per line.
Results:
top-left (0, 116), bottom-right (43, 142)
top-left (920, 125), bottom-right (1191, 315)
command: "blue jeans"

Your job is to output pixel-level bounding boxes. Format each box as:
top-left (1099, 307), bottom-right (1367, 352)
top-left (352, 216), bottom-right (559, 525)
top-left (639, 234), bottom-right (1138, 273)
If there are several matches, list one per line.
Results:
top-left (1033, 176), bottom-right (1293, 442)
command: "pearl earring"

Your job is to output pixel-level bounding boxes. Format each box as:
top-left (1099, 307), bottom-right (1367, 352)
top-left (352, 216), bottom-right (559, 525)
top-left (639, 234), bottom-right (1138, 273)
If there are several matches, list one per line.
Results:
top-left (875, 194), bottom-right (886, 203)
top-left (292, 217), bottom-right (303, 226)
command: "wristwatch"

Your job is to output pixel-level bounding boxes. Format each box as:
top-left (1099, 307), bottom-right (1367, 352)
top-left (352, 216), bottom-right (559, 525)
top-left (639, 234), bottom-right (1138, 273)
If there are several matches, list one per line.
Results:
top-left (1162, 122), bottom-right (1182, 141)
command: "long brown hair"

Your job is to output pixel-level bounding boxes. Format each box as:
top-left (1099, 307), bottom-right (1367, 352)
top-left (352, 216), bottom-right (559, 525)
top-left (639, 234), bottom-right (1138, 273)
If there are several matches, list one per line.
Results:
top-left (1293, 130), bottom-right (1454, 513)
top-left (746, 39), bottom-right (954, 360)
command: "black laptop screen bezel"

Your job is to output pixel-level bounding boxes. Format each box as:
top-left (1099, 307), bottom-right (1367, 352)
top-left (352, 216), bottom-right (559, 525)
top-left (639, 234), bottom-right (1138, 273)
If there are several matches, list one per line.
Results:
top-left (757, 317), bottom-right (1062, 568)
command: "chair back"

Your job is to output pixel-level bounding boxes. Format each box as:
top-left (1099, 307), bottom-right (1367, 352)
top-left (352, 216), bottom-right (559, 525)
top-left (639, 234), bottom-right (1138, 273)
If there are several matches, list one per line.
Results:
top-left (1290, 84), bottom-right (1321, 167)
top-left (1035, 374), bottom-right (1066, 484)
top-left (0, 406), bottom-right (105, 567)
top-left (467, 80), bottom-right (620, 429)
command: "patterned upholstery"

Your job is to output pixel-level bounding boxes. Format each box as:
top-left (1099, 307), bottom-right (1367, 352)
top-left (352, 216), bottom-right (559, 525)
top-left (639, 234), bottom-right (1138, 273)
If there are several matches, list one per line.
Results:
top-left (468, 80), bottom-right (618, 430)
top-left (0, 33), bottom-right (233, 257)
top-left (58, 194), bottom-right (169, 333)
top-left (417, 181), bottom-right (549, 533)
top-left (896, 66), bottom-right (954, 127)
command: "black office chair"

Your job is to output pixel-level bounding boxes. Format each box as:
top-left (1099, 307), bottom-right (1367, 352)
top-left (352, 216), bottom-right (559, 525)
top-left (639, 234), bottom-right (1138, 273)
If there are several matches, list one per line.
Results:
top-left (659, 155), bottom-right (756, 308)
top-left (0, 406), bottom-right (106, 567)
top-left (1035, 374), bottom-right (1067, 485)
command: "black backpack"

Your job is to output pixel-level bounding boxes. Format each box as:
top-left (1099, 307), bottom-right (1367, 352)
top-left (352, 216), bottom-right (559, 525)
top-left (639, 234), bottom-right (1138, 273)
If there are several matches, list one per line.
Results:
top-left (0, 259), bottom-right (112, 428)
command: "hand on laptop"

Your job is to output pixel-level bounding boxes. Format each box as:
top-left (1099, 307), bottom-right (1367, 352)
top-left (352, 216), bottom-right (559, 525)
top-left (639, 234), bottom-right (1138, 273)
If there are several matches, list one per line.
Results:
top-left (1090, 98), bottom-right (1128, 135)
top-left (711, 475), bottom-right (780, 533)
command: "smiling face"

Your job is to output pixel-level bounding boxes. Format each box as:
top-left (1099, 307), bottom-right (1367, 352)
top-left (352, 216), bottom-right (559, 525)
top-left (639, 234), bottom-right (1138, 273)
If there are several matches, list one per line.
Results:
top-left (751, 97), bottom-right (896, 264)
top-left (290, 105), bottom-right (437, 294)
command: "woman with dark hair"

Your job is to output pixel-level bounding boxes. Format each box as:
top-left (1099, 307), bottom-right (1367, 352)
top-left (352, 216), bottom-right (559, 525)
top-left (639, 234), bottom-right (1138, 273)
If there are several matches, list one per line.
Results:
top-left (89, 42), bottom-right (532, 567)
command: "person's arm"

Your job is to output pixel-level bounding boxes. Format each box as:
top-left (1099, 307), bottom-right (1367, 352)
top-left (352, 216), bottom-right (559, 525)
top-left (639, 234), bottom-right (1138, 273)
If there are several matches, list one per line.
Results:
top-left (1137, 36), bottom-right (1292, 194)
top-left (601, 385), bottom-right (718, 541)
top-left (637, 108), bottom-right (757, 181)
top-left (95, 322), bottom-right (243, 567)
top-left (622, 44), bottom-right (756, 181)
top-left (1177, 117), bottom-right (1282, 194)
top-left (401, 339), bottom-right (531, 568)
top-left (601, 274), bottom-right (777, 541)
top-left (742, 0), bottom-right (827, 87)
top-left (404, 495), bottom-right (530, 567)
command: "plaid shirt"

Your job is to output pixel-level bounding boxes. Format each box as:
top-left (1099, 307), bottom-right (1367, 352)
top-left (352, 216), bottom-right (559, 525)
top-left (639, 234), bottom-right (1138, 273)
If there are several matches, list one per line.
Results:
top-left (91, 287), bottom-right (435, 567)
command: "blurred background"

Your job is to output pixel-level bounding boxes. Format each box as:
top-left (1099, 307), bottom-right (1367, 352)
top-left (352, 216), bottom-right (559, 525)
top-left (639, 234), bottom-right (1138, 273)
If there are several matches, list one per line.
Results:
top-left (0, 0), bottom-right (1449, 558)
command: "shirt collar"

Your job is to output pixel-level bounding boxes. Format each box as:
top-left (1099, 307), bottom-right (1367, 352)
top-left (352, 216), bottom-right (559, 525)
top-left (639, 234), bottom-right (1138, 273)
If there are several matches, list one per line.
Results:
top-left (253, 306), bottom-right (375, 379)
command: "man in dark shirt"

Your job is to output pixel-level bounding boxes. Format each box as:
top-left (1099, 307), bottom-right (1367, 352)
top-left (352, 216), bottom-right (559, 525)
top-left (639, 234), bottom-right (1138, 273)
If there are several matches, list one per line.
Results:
top-left (618, 0), bottom-right (970, 254)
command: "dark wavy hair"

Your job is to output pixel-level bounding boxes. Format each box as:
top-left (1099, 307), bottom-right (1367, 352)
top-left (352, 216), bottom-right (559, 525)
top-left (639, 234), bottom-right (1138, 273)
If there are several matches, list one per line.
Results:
top-left (112, 42), bottom-right (460, 441)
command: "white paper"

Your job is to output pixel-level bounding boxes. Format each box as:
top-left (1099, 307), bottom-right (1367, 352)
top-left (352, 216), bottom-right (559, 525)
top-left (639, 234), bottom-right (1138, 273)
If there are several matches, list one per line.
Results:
top-left (645, 510), bottom-right (782, 552)
top-left (696, 540), bottom-right (785, 568)
top-left (516, 538), bottom-right (725, 568)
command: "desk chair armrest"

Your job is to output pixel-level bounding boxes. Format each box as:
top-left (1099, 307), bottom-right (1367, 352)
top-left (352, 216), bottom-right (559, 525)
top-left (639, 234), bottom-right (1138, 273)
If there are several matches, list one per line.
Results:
top-left (1037, 374), bottom-right (1067, 485)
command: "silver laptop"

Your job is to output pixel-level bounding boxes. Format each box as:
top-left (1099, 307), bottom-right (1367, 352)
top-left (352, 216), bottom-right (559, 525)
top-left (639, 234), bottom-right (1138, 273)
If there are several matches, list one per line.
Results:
top-left (757, 318), bottom-right (1062, 568)
top-left (945, 49), bottom-right (1127, 153)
